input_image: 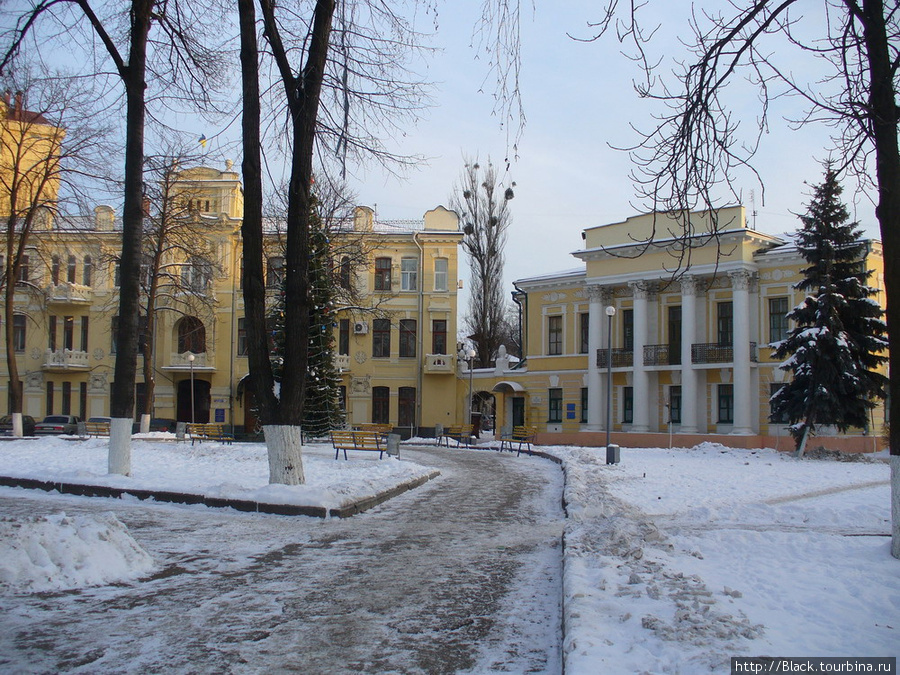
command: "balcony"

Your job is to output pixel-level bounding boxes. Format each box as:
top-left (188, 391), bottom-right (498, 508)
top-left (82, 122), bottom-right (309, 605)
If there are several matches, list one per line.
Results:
top-left (597, 348), bottom-right (633, 369)
top-left (334, 354), bottom-right (351, 372)
top-left (691, 342), bottom-right (758, 364)
top-left (424, 353), bottom-right (454, 374)
top-left (162, 351), bottom-right (214, 372)
top-left (45, 283), bottom-right (92, 305)
top-left (643, 344), bottom-right (682, 366)
top-left (43, 349), bottom-right (90, 372)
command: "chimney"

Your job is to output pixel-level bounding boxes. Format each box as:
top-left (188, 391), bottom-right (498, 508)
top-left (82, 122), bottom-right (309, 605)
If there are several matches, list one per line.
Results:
top-left (142, 196), bottom-right (151, 217)
top-left (14, 91), bottom-right (23, 115)
top-left (2, 90), bottom-right (10, 106)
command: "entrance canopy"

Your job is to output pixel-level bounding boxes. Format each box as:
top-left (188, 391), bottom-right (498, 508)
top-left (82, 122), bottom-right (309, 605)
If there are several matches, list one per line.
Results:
top-left (492, 381), bottom-right (525, 393)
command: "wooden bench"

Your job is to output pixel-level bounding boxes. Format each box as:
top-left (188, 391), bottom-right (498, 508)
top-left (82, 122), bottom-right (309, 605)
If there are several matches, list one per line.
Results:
top-left (500, 425), bottom-right (538, 456)
top-left (83, 422), bottom-right (110, 437)
top-left (330, 430), bottom-right (387, 460)
top-left (438, 424), bottom-right (474, 448)
top-left (188, 423), bottom-right (234, 445)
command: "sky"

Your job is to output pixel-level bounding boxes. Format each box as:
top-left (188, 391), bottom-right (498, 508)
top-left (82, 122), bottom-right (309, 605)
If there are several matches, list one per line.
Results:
top-left (342, 1), bottom-right (882, 305)
top-left (0, 436), bottom-right (895, 672)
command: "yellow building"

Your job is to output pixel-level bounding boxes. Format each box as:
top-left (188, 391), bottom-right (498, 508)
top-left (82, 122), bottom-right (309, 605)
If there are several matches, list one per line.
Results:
top-left (1, 162), bottom-right (465, 436)
top-left (470, 206), bottom-right (888, 452)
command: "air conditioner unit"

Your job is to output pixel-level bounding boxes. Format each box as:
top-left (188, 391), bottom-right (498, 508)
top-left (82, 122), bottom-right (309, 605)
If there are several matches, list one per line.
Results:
top-left (353, 321), bottom-right (368, 335)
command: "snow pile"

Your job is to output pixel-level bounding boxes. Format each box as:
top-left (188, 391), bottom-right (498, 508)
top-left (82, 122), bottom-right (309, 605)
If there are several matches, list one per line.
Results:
top-left (0, 512), bottom-right (155, 592)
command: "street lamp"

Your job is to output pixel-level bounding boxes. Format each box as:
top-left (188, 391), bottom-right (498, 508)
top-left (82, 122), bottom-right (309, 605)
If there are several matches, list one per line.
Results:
top-left (188, 353), bottom-right (196, 424)
top-left (605, 305), bottom-right (616, 452)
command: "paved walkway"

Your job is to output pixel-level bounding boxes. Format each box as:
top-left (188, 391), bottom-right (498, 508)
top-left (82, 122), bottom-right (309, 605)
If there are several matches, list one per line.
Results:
top-left (0, 446), bottom-right (565, 674)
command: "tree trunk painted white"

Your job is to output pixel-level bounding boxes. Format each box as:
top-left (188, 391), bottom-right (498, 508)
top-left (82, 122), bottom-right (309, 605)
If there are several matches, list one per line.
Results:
top-left (264, 425), bottom-right (305, 485)
top-left (11, 412), bottom-right (23, 437)
top-left (140, 413), bottom-right (151, 434)
top-left (108, 418), bottom-right (132, 476)
top-left (796, 424), bottom-right (811, 458)
top-left (892, 455), bottom-right (900, 559)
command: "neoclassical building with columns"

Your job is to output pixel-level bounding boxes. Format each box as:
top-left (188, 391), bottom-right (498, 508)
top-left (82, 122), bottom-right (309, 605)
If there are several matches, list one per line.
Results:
top-left (468, 206), bottom-right (888, 451)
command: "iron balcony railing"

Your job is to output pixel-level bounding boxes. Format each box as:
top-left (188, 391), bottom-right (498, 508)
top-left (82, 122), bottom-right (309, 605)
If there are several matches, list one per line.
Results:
top-left (643, 344), bottom-right (682, 366)
top-left (691, 342), bottom-right (758, 364)
top-left (597, 348), bottom-right (633, 369)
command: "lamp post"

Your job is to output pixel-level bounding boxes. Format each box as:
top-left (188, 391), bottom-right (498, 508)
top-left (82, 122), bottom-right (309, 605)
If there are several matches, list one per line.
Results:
top-left (188, 353), bottom-right (196, 424)
top-left (605, 305), bottom-right (616, 451)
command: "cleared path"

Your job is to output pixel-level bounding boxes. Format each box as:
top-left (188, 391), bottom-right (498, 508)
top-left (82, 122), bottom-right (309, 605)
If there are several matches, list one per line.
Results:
top-left (0, 445), bottom-right (564, 674)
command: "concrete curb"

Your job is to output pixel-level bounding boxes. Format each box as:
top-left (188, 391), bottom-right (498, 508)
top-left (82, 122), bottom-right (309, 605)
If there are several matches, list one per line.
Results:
top-left (0, 469), bottom-right (441, 519)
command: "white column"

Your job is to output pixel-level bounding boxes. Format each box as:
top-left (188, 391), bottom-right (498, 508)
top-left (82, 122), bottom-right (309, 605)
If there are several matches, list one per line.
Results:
top-left (680, 276), bottom-right (699, 433)
top-left (730, 270), bottom-right (754, 435)
top-left (585, 285), bottom-right (605, 431)
top-left (630, 281), bottom-right (650, 432)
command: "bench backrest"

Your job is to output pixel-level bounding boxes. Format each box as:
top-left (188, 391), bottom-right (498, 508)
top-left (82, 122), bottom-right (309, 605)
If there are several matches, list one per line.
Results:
top-left (446, 424), bottom-right (473, 435)
top-left (331, 430), bottom-right (382, 449)
top-left (512, 425), bottom-right (537, 440)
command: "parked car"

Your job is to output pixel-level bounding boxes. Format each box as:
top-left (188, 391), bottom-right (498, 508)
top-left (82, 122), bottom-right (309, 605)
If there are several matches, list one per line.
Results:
top-left (0, 414), bottom-right (36, 436)
top-left (34, 415), bottom-right (82, 435)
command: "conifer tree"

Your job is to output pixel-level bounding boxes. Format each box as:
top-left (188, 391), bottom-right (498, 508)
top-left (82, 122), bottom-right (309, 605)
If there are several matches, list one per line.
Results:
top-left (268, 194), bottom-right (343, 438)
top-left (771, 169), bottom-right (888, 455)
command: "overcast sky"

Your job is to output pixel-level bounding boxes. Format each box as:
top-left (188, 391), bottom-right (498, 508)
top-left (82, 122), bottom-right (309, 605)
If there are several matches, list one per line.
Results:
top-left (340, 1), bottom-right (881, 309)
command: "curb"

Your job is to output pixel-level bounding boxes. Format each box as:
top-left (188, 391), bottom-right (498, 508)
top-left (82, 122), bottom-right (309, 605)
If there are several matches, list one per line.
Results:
top-left (0, 470), bottom-right (441, 519)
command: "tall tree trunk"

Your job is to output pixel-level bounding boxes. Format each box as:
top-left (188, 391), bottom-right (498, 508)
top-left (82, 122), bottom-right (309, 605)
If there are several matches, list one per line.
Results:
top-left (3, 264), bottom-right (22, 435)
top-left (108, 1), bottom-right (153, 476)
top-left (860, 0), bottom-right (900, 557)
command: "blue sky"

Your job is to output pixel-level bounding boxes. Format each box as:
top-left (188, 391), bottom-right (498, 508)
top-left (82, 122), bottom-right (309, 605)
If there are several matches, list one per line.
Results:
top-left (343, 1), bottom-right (881, 306)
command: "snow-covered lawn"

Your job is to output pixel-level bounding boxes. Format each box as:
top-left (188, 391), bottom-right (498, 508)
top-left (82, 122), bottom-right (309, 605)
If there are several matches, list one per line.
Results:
top-left (0, 435), bottom-right (896, 674)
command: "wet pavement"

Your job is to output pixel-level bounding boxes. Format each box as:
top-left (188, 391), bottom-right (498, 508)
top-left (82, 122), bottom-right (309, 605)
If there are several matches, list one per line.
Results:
top-left (0, 445), bottom-right (565, 674)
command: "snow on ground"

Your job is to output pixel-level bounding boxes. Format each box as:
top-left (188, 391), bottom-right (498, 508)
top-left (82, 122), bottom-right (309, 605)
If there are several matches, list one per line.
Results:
top-left (0, 435), bottom-right (897, 674)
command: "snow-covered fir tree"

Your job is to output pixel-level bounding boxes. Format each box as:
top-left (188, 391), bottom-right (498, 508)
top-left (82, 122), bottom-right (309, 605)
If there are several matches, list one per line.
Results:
top-left (770, 168), bottom-right (888, 453)
top-left (268, 194), bottom-right (344, 439)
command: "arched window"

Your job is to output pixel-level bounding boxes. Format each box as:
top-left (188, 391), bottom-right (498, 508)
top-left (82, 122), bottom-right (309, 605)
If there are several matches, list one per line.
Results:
top-left (51, 255), bottom-right (60, 285)
top-left (177, 316), bottom-right (206, 354)
top-left (339, 256), bottom-right (351, 289)
top-left (82, 256), bottom-right (92, 286)
top-left (267, 256), bottom-right (284, 288)
top-left (67, 255), bottom-right (76, 283)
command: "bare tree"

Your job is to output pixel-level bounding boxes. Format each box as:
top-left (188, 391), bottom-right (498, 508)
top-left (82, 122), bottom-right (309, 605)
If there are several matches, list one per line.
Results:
top-left (0, 75), bottom-right (110, 436)
top-left (1, 0), bottom-right (225, 474)
top-left (583, 0), bottom-right (900, 554)
top-left (450, 158), bottom-right (515, 368)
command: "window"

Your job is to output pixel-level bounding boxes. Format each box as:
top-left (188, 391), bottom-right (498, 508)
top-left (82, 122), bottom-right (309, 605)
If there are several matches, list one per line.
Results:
top-left (372, 386), bottom-right (390, 424)
top-left (668, 305), bottom-right (682, 365)
top-left (579, 313), bottom-right (589, 354)
top-left (48, 315), bottom-right (57, 351)
top-left (339, 256), bottom-right (351, 290)
top-left (79, 382), bottom-right (87, 420)
top-left (434, 258), bottom-right (448, 291)
top-left (399, 319), bottom-right (416, 358)
top-left (83, 256), bottom-right (92, 286)
top-left (267, 256), bottom-right (284, 288)
top-left (668, 386), bottom-right (682, 424)
top-left (338, 385), bottom-right (347, 412)
top-left (401, 258), bottom-right (418, 291)
top-left (46, 382), bottom-right (54, 415)
top-left (623, 386), bottom-right (634, 423)
top-left (12, 315), bottom-right (26, 352)
top-left (63, 316), bottom-right (74, 351)
top-left (237, 318), bottom-right (248, 356)
top-left (17, 254), bottom-right (29, 282)
top-left (114, 262), bottom-right (120, 287)
top-left (67, 255), bottom-right (76, 283)
top-left (768, 297), bottom-right (790, 344)
top-left (184, 256), bottom-right (211, 292)
top-left (62, 381), bottom-right (71, 415)
top-left (548, 315), bottom-right (562, 355)
top-left (770, 383), bottom-right (789, 423)
top-left (623, 309), bottom-right (634, 351)
top-left (432, 319), bottom-right (447, 355)
top-left (548, 388), bottom-right (563, 423)
top-left (373, 318), bottom-right (391, 357)
top-left (51, 255), bottom-right (60, 284)
top-left (374, 257), bottom-right (392, 291)
top-left (178, 317), bottom-right (206, 354)
top-left (111, 316), bottom-right (118, 354)
top-left (339, 319), bottom-right (350, 356)
top-left (717, 302), bottom-right (733, 346)
top-left (398, 387), bottom-right (416, 427)
top-left (581, 387), bottom-right (588, 423)
top-left (718, 384), bottom-right (734, 424)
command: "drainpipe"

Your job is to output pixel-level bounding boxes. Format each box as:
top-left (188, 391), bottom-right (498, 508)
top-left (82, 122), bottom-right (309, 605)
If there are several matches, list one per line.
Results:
top-left (413, 230), bottom-right (425, 436)
top-left (511, 283), bottom-right (526, 364)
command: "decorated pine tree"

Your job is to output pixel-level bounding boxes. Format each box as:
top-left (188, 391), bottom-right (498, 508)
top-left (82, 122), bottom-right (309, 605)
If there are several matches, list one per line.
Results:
top-left (267, 194), bottom-right (344, 438)
top-left (770, 168), bottom-right (888, 454)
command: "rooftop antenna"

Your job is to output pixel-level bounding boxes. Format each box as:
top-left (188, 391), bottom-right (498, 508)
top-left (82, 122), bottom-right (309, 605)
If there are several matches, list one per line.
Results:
top-left (749, 190), bottom-right (758, 229)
